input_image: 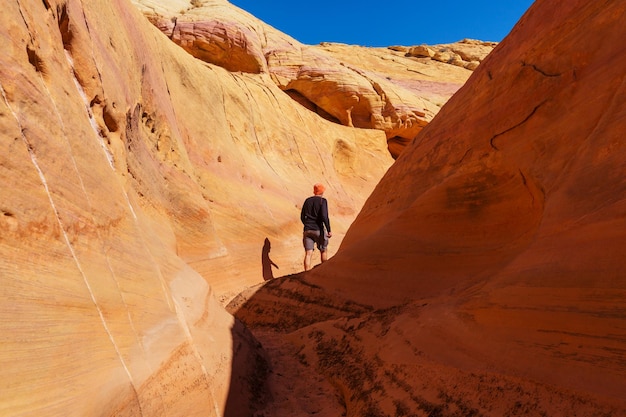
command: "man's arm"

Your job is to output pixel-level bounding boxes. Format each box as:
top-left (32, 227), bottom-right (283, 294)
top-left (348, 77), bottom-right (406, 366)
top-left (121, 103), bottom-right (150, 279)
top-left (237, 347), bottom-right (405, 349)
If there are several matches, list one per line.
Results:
top-left (322, 199), bottom-right (331, 235)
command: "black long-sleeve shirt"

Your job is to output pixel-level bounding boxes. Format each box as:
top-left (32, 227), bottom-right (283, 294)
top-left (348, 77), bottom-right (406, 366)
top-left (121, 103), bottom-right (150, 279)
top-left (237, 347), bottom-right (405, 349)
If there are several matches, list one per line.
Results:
top-left (300, 196), bottom-right (331, 233)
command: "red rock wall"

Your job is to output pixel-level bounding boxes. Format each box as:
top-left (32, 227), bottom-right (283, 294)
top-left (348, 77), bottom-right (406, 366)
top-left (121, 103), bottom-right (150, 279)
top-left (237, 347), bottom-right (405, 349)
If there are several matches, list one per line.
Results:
top-left (304, 0), bottom-right (626, 407)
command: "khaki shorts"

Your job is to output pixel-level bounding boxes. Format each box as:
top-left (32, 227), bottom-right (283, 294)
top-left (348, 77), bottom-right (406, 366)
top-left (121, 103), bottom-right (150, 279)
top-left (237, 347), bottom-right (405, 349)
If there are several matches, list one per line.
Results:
top-left (303, 229), bottom-right (328, 251)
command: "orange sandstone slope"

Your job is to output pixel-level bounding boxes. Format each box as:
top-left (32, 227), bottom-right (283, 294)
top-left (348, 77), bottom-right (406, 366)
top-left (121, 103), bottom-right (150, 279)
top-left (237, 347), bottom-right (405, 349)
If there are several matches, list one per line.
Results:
top-left (329, 0), bottom-right (626, 309)
top-left (306, 0), bottom-right (626, 408)
top-left (233, 0), bottom-right (626, 415)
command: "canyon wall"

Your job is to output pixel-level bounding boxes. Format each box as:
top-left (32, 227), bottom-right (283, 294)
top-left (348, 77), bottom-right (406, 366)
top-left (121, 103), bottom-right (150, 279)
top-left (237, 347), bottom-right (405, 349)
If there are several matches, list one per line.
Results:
top-left (233, 0), bottom-right (626, 415)
top-left (0, 0), bottom-right (394, 415)
top-left (4, 0), bottom-right (623, 415)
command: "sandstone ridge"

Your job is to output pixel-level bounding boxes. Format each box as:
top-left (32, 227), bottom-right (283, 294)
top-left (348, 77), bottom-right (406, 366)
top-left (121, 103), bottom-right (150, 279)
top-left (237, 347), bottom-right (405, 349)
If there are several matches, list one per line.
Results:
top-left (132, 0), bottom-right (495, 158)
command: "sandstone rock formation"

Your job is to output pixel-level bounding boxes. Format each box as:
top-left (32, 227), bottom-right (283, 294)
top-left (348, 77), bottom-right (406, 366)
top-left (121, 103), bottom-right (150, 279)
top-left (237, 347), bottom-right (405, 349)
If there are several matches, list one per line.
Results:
top-left (6, 0), bottom-right (623, 415)
top-left (1, 0), bottom-right (393, 415)
top-left (402, 38), bottom-right (497, 70)
top-left (232, 0), bottom-right (626, 415)
top-left (132, 0), bottom-right (494, 158)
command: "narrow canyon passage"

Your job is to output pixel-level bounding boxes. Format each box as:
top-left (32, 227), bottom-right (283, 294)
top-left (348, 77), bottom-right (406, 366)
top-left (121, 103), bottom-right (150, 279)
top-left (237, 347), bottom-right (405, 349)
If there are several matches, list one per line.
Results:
top-left (3, 0), bottom-right (626, 415)
top-left (249, 328), bottom-right (346, 416)
top-left (225, 275), bottom-right (375, 417)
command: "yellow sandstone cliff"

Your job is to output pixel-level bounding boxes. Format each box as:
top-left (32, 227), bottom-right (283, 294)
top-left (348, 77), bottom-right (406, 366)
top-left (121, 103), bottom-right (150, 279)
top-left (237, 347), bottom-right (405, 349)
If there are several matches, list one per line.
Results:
top-left (0, 0), bottom-right (391, 414)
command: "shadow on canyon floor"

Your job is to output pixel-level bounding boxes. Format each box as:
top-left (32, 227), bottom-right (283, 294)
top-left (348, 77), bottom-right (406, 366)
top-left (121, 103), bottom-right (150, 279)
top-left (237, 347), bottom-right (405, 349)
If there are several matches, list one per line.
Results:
top-left (221, 270), bottom-right (626, 417)
top-left (222, 271), bottom-right (371, 416)
top-left (261, 238), bottom-right (279, 282)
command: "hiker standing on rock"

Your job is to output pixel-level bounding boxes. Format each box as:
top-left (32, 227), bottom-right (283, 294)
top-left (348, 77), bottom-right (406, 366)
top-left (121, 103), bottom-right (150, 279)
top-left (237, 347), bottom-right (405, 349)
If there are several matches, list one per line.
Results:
top-left (300, 183), bottom-right (332, 271)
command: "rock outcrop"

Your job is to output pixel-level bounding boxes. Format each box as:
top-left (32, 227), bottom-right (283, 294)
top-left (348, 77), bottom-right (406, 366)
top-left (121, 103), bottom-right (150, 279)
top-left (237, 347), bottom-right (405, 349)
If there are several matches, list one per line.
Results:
top-left (233, 0), bottom-right (626, 415)
top-left (132, 0), bottom-right (494, 158)
top-left (403, 38), bottom-right (497, 70)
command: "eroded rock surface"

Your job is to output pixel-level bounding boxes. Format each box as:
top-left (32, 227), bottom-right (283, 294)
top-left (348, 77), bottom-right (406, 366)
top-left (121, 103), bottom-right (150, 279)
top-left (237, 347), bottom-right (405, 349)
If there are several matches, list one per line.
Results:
top-left (0, 0), bottom-right (390, 415)
top-left (133, 0), bottom-right (494, 157)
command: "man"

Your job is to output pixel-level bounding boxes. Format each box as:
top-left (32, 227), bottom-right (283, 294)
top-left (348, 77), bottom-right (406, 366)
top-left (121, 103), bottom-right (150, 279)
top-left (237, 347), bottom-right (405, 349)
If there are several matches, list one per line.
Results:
top-left (300, 183), bottom-right (332, 271)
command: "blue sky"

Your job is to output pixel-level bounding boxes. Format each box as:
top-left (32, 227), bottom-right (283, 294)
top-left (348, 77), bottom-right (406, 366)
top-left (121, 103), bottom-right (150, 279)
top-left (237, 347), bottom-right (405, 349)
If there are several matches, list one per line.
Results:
top-left (229, 0), bottom-right (536, 47)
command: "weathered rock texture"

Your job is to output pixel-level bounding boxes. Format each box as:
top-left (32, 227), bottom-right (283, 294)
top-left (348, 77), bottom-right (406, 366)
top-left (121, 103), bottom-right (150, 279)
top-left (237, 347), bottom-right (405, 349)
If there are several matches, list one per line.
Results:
top-left (233, 0), bottom-right (626, 415)
top-left (133, 0), bottom-right (493, 158)
top-left (0, 0), bottom-right (393, 415)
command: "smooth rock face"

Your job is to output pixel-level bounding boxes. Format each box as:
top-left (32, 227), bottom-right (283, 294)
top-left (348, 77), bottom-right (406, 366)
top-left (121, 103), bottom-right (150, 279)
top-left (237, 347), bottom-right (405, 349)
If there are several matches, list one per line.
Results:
top-left (233, 0), bottom-right (626, 415)
top-left (133, 0), bottom-right (493, 158)
top-left (1, 0), bottom-right (392, 415)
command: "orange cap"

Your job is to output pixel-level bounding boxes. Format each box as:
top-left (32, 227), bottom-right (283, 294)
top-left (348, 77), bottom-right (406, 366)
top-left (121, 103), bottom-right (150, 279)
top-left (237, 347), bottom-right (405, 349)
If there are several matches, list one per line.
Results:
top-left (313, 183), bottom-right (325, 195)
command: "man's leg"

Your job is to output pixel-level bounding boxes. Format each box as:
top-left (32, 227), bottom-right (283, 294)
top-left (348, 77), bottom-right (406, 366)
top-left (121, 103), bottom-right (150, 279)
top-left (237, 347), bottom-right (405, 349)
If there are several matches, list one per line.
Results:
top-left (304, 249), bottom-right (314, 271)
top-left (319, 232), bottom-right (329, 264)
